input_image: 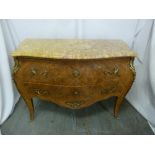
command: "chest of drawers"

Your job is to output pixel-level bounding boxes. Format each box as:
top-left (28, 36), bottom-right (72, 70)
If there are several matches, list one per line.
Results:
top-left (12, 39), bottom-right (137, 120)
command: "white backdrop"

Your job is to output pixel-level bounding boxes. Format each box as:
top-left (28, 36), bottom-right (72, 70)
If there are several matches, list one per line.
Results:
top-left (0, 19), bottom-right (155, 133)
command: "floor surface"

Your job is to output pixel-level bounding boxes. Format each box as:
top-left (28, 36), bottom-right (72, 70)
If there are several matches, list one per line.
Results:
top-left (1, 97), bottom-right (154, 135)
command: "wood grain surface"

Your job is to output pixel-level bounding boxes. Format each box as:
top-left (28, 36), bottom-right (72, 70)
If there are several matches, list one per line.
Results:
top-left (13, 57), bottom-right (135, 120)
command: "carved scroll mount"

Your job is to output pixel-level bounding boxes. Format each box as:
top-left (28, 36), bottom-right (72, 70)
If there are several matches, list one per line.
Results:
top-left (65, 100), bottom-right (84, 109)
top-left (13, 58), bottom-right (20, 74)
top-left (129, 58), bottom-right (136, 80)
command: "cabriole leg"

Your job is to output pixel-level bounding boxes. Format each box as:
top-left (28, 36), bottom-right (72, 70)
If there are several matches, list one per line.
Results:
top-left (23, 97), bottom-right (34, 121)
top-left (114, 95), bottom-right (125, 117)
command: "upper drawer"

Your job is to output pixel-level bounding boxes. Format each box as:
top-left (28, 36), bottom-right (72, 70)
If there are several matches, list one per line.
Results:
top-left (15, 57), bottom-right (130, 86)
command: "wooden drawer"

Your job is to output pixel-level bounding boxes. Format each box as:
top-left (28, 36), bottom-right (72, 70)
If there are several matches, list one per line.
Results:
top-left (15, 58), bottom-right (130, 86)
top-left (23, 82), bottom-right (122, 109)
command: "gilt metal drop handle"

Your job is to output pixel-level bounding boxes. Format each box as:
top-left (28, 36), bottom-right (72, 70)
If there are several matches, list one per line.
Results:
top-left (31, 67), bottom-right (48, 77)
top-left (31, 68), bottom-right (37, 75)
top-left (104, 65), bottom-right (119, 76)
top-left (113, 65), bottom-right (119, 75)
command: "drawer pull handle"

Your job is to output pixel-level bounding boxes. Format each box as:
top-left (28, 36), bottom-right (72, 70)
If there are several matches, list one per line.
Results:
top-left (114, 66), bottom-right (119, 75)
top-left (104, 65), bottom-right (119, 76)
top-left (31, 68), bottom-right (37, 75)
top-left (72, 69), bottom-right (80, 77)
top-left (31, 68), bottom-right (48, 77)
top-left (41, 70), bottom-right (48, 77)
top-left (33, 89), bottom-right (49, 95)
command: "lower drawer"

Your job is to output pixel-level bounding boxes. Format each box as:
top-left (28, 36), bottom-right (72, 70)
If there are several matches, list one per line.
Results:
top-left (23, 82), bottom-right (122, 109)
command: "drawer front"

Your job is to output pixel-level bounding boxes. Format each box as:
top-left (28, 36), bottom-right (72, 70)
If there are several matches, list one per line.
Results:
top-left (17, 58), bottom-right (130, 86)
top-left (23, 82), bottom-right (122, 109)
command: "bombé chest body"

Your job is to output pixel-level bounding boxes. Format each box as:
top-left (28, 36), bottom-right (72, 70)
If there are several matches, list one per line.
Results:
top-left (12, 39), bottom-right (136, 120)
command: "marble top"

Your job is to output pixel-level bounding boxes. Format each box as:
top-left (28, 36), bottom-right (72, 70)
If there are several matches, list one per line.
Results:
top-left (12, 39), bottom-right (137, 59)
